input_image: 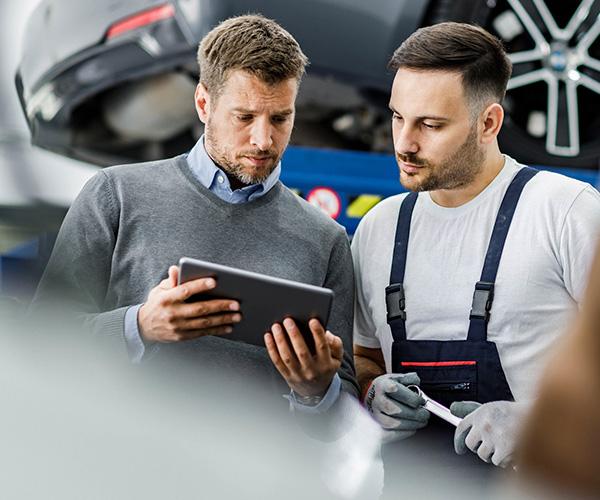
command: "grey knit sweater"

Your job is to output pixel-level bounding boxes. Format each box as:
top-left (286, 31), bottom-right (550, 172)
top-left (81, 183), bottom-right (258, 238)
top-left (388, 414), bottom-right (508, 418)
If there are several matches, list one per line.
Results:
top-left (33, 155), bottom-right (359, 398)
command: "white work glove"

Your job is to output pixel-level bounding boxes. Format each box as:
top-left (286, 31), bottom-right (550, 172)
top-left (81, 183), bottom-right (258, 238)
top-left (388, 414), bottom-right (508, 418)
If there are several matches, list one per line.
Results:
top-left (450, 400), bottom-right (528, 467)
top-left (364, 372), bottom-right (430, 442)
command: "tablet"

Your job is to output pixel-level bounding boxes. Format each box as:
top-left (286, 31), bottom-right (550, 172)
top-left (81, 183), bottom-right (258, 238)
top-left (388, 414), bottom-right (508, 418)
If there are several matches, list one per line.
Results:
top-left (178, 257), bottom-right (334, 352)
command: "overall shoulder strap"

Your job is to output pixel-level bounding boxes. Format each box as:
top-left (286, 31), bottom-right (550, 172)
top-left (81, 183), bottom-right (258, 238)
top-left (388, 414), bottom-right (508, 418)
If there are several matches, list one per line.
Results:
top-left (467, 167), bottom-right (539, 341)
top-left (386, 192), bottom-right (418, 342)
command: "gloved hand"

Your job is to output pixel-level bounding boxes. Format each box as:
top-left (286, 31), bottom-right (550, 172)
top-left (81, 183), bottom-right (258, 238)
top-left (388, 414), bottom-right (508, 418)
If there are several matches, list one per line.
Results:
top-left (364, 372), bottom-right (430, 442)
top-left (450, 400), bottom-right (528, 467)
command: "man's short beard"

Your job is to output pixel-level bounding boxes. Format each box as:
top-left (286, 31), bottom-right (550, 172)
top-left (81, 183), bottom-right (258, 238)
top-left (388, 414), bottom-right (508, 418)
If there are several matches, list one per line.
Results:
top-left (205, 123), bottom-right (279, 186)
top-left (398, 123), bottom-right (485, 192)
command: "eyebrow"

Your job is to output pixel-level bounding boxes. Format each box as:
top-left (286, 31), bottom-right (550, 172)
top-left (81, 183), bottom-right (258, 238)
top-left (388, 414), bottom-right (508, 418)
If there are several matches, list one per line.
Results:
top-left (388, 105), bottom-right (450, 122)
top-left (232, 108), bottom-right (294, 115)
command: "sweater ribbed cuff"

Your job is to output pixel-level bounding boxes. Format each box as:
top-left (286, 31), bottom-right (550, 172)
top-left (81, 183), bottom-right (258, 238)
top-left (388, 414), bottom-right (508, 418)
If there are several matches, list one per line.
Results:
top-left (91, 306), bottom-right (129, 338)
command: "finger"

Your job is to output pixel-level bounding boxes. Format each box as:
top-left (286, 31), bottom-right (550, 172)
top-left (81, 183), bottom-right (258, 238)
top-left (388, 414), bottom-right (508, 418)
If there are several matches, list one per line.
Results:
top-left (385, 404), bottom-right (430, 424)
top-left (176, 312), bottom-right (242, 331)
top-left (495, 451), bottom-right (514, 469)
top-left (376, 410), bottom-right (428, 431)
top-left (386, 382), bottom-right (425, 409)
top-left (380, 411), bottom-right (429, 430)
top-left (167, 277), bottom-right (217, 303)
top-left (450, 401), bottom-right (482, 419)
top-left (394, 372), bottom-right (421, 387)
top-left (168, 265), bottom-right (179, 287)
top-left (282, 318), bottom-right (312, 368)
top-left (271, 322), bottom-right (300, 370)
top-left (465, 429), bottom-right (483, 453)
top-left (177, 298), bottom-right (240, 318)
top-left (308, 318), bottom-right (330, 358)
top-left (375, 411), bottom-right (408, 431)
top-left (454, 420), bottom-right (472, 455)
top-left (477, 442), bottom-right (494, 463)
top-left (157, 267), bottom-right (178, 290)
top-left (264, 332), bottom-right (290, 378)
top-left (375, 392), bottom-right (430, 424)
top-left (326, 331), bottom-right (343, 360)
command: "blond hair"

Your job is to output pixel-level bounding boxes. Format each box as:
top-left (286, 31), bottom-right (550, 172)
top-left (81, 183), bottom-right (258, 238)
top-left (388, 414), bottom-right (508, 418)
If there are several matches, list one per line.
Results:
top-left (197, 14), bottom-right (308, 95)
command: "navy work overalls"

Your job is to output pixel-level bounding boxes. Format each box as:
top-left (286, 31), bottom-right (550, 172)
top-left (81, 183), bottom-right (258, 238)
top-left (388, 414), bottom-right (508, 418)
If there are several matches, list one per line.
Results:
top-left (379, 168), bottom-right (539, 497)
top-left (385, 167), bottom-right (538, 407)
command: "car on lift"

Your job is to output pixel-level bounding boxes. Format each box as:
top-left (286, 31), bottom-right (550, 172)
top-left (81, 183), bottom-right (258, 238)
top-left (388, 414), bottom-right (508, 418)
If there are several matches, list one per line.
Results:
top-left (16, 0), bottom-right (600, 169)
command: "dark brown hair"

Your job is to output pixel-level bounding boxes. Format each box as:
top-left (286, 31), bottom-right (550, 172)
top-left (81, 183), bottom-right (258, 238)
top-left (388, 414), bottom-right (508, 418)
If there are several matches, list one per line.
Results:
top-left (197, 14), bottom-right (308, 96)
top-left (388, 22), bottom-right (512, 111)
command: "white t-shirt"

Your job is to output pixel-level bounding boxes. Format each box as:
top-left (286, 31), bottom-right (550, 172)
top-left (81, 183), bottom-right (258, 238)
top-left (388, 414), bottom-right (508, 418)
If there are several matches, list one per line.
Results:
top-left (352, 156), bottom-right (600, 400)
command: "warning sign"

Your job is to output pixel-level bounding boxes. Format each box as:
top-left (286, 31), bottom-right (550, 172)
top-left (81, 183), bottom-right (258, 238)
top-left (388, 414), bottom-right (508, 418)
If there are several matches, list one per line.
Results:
top-left (307, 187), bottom-right (342, 219)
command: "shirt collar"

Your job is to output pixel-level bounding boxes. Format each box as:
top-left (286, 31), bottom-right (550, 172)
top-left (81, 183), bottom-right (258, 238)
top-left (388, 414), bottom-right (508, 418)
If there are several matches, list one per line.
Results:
top-left (186, 135), bottom-right (281, 201)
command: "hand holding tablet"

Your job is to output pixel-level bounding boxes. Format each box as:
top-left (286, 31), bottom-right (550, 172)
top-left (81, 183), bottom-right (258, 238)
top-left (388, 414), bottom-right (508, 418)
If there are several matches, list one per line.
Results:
top-left (264, 317), bottom-right (343, 399)
top-left (138, 264), bottom-right (241, 344)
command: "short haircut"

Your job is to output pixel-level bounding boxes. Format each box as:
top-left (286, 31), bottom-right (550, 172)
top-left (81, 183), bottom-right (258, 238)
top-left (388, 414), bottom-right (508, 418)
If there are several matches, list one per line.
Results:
top-left (197, 14), bottom-right (309, 96)
top-left (388, 22), bottom-right (512, 112)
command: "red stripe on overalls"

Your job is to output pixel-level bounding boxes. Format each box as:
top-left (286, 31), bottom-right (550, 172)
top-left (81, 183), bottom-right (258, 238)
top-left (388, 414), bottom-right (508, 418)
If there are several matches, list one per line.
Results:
top-left (400, 361), bottom-right (477, 367)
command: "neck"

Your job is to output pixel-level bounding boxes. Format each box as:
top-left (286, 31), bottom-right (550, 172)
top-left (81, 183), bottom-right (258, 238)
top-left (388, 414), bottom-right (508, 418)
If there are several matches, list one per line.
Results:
top-left (430, 149), bottom-right (505, 208)
top-left (225, 172), bottom-right (247, 191)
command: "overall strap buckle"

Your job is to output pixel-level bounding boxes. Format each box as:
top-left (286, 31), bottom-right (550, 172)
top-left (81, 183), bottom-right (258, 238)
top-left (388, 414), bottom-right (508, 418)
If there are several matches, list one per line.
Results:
top-left (469, 281), bottom-right (494, 322)
top-left (386, 283), bottom-right (406, 322)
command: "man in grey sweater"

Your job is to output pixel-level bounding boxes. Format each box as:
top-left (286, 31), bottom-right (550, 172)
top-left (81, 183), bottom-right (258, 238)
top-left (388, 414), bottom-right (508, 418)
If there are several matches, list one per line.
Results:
top-left (33, 15), bottom-right (359, 411)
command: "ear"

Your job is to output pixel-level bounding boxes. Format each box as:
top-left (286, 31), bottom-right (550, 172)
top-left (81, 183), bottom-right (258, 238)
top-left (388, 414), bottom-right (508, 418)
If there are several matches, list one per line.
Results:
top-left (194, 82), bottom-right (210, 124)
top-left (480, 103), bottom-right (504, 145)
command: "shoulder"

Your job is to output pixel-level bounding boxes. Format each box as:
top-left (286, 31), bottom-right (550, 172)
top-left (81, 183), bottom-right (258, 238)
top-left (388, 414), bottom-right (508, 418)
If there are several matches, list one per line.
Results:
top-left (102, 156), bottom-right (182, 184)
top-left (521, 165), bottom-right (600, 213)
top-left (351, 192), bottom-right (410, 258)
top-left (355, 192), bottom-right (410, 236)
top-left (277, 184), bottom-right (348, 238)
top-left (92, 155), bottom-right (188, 204)
top-left (528, 168), bottom-right (595, 195)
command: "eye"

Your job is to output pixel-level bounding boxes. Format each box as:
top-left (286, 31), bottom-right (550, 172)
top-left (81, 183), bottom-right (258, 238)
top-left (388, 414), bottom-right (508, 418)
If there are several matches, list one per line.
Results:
top-left (392, 113), bottom-right (403, 121)
top-left (236, 114), bottom-right (253, 122)
top-left (271, 115), bottom-right (289, 124)
top-left (423, 122), bottom-right (441, 130)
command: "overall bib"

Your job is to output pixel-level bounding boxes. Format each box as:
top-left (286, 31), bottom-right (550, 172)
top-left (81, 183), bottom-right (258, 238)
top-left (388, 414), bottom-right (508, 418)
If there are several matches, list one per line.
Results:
top-left (386, 167), bottom-right (538, 406)
top-left (380, 167), bottom-right (538, 494)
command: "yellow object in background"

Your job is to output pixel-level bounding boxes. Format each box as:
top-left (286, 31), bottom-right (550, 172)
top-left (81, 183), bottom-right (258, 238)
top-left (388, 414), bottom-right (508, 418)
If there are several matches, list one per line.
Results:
top-left (347, 194), bottom-right (382, 218)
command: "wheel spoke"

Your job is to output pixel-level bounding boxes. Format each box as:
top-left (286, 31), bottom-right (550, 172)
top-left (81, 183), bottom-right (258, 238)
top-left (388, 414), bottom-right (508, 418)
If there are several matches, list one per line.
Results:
top-left (506, 0), bottom-right (551, 52)
top-left (581, 55), bottom-right (600, 73)
top-left (531, 0), bottom-right (595, 41)
top-left (507, 68), bottom-right (549, 90)
top-left (579, 72), bottom-right (600, 95)
top-left (546, 77), bottom-right (559, 154)
top-left (563, 0), bottom-right (596, 40)
top-left (545, 78), bottom-right (580, 156)
top-left (565, 81), bottom-right (580, 156)
top-left (531, 0), bottom-right (562, 40)
top-left (577, 11), bottom-right (600, 53)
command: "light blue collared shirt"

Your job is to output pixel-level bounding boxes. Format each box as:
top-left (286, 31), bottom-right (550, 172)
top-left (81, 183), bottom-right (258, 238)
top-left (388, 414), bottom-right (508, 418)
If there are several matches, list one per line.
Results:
top-left (186, 135), bottom-right (281, 204)
top-left (123, 136), bottom-right (340, 413)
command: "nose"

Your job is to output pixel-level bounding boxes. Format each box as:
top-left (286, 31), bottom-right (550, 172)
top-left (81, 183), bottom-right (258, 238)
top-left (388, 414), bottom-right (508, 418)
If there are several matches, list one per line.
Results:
top-left (393, 123), bottom-right (419, 155)
top-left (250, 117), bottom-right (273, 151)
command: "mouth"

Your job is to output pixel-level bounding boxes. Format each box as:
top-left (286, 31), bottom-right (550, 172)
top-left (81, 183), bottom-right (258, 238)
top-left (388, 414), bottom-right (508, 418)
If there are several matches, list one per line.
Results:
top-left (243, 155), bottom-right (273, 167)
top-left (399, 161), bottom-right (424, 175)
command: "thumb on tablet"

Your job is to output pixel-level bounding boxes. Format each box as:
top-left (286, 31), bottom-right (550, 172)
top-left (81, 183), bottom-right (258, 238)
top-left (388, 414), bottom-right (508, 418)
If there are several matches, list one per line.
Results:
top-left (326, 331), bottom-right (343, 359)
top-left (168, 265), bottom-right (179, 287)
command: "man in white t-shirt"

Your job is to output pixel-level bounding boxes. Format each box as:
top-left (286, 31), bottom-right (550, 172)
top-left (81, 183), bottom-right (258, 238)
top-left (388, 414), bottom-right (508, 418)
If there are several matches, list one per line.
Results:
top-left (353, 22), bottom-right (600, 471)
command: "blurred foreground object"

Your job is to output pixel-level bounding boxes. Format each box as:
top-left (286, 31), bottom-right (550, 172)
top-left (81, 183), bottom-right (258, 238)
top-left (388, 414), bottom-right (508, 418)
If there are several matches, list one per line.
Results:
top-left (518, 241), bottom-right (600, 497)
top-left (1, 309), bottom-right (383, 500)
